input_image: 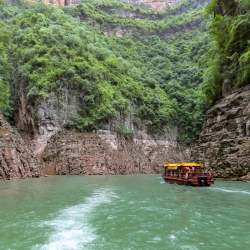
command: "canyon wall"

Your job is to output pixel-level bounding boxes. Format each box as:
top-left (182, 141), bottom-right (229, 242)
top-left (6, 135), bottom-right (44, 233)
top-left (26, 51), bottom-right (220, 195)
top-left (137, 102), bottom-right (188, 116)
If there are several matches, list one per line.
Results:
top-left (191, 85), bottom-right (250, 180)
top-left (4, 83), bottom-right (250, 181)
top-left (41, 129), bottom-right (190, 175)
top-left (0, 112), bottom-right (40, 181)
top-left (33, 93), bottom-right (190, 176)
top-left (32, 90), bottom-right (190, 176)
top-left (122, 0), bottom-right (180, 11)
top-left (0, 88), bottom-right (191, 181)
top-left (30, 0), bottom-right (181, 11)
top-left (30, 0), bottom-right (82, 7)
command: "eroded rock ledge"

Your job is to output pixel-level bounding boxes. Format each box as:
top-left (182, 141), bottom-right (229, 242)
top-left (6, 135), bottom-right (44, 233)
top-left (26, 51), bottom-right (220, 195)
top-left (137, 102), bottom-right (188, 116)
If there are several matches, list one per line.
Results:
top-left (0, 112), bottom-right (40, 181)
top-left (41, 129), bottom-right (190, 175)
top-left (191, 85), bottom-right (250, 179)
top-left (0, 111), bottom-right (191, 180)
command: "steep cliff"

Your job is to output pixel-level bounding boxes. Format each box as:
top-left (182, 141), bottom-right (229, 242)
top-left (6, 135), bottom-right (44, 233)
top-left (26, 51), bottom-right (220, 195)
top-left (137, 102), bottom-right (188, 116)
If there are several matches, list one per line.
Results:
top-left (0, 112), bottom-right (40, 181)
top-left (36, 0), bottom-right (82, 7)
top-left (32, 0), bottom-right (181, 11)
top-left (41, 129), bottom-right (190, 175)
top-left (190, 0), bottom-right (250, 180)
top-left (0, 93), bottom-right (190, 180)
top-left (191, 85), bottom-right (250, 179)
top-left (122, 0), bottom-right (180, 11)
top-left (0, 0), bottom-right (207, 180)
top-left (0, 84), bottom-right (191, 180)
top-left (23, 91), bottom-right (190, 176)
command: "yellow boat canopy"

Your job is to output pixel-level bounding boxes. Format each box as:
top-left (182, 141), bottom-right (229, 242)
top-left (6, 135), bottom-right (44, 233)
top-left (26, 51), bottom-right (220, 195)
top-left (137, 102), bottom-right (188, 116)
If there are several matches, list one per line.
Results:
top-left (164, 162), bottom-right (202, 169)
top-left (166, 166), bottom-right (178, 170)
top-left (164, 163), bottom-right (181, 169)
top-left (180, 162), bottom-right (202, 167)
top-left (164, 163), bottom-right (180, 167)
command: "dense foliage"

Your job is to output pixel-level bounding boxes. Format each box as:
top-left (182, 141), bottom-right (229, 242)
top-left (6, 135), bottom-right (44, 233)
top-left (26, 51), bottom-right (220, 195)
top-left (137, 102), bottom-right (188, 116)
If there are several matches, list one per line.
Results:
top-left (202, 0), bottom-right (250, 102)
top-left (0, 0), bottom-right (210, 141)
top-left (0, 0), bottom-right (10, 113)
top-left (71, 0), bottom-right (207, 39)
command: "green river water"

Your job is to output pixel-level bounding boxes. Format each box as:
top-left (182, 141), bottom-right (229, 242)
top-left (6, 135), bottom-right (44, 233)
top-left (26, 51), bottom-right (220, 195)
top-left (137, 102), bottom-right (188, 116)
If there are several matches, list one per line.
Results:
top-left (0, 175), bottom-right (249, 250)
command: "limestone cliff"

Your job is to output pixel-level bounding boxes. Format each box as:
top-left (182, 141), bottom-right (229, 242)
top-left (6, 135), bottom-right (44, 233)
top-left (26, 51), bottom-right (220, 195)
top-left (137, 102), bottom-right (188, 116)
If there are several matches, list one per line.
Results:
top-left (41, 129), bottom-right (190, 175)
top-left (0, 0), bottom-right (199, 181)
top-left (30, 0), bottom-right (82, 7)
top-left (0, 86), bottom-right (191, 180)
top-left (0, 112), bottom-right (40, 181)
top-left (29, 92), bottom-right (190, 176)
top-left (191, 85), bottom-right (250, 179)
top-left (121, 0), bottom-right (180, 11)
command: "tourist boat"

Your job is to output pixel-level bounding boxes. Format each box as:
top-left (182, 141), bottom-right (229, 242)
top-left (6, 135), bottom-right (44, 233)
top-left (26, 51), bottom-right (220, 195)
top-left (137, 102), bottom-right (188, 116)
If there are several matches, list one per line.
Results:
top-left (162, 162), bottom-right (214, 186)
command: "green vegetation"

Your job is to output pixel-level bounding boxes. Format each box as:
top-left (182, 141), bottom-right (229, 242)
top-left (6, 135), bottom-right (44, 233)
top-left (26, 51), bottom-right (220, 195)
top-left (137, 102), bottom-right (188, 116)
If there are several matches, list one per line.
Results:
top-left (72, 0), bottom-right (207, 39)
top-left (0, 0), bottom-right (10, 113)
top-left (202, 0), bottom-right (250, 103)
top-left (0, 0), bottom-right (211, 141)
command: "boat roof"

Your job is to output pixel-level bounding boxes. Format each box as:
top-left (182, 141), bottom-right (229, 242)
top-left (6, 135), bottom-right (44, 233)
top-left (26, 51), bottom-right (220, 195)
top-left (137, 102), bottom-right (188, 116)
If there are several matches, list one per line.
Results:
top-left (164, 162), bottom-right (202, 169)
top-left (181, 162), bottom-right (202, 167)
top-left (164, 163), bottom-right (180, 167)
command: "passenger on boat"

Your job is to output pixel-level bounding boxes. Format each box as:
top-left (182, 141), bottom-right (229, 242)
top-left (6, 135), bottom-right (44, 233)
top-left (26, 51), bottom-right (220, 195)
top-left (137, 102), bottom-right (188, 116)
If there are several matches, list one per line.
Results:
top-left (191, 166), bottom-right (195, 176)
top-left (184, 167), bottom-right (189, 177)
top-left (185, 167), bottom-right (190, 183)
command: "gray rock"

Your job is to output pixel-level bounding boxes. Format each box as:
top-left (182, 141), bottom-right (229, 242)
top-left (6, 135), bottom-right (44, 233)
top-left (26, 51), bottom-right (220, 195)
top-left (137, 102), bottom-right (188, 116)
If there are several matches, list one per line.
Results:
top-left (191, 85), bottom-right (250, 179)
top-left (0, 112), bottom-right (40, 181)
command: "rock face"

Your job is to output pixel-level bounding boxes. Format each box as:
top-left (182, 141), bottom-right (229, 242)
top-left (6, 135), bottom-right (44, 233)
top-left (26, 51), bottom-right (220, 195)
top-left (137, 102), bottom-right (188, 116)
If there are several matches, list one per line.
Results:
top-left (1, 0), bottom-right (196, 180)
top-left (14, 88), bottom-right (190, 177)
top-left (122, 0), bottom-right (180, 11)
top-left (41, 129), bottom-right (190, 175)
top-left (0, 87), bottom-right (191, 180)
top-left (31, 0), bottom-right (181, 11)
top-left (240, 172), bottom-right (250, 182)
top-left (30, 0), bottom-right (82, 7)
top-left (0, 112), bottom-right (40, 181)
top-left (191, 85), bottom-right (250, 179)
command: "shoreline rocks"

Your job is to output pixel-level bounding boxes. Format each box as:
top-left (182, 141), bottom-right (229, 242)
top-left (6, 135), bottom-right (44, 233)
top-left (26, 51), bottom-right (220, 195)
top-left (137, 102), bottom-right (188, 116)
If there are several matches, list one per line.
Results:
top-left (240, 172), bottom-right (250, 182)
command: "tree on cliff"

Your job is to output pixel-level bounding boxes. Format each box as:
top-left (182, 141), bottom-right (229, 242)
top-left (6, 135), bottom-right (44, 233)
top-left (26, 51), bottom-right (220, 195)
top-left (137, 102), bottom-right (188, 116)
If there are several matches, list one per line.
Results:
top-left (0, 0), bottom-right (10, 112)
top-left (202, 0), bottom-right (250, 103)
top-left (1, 0), bottom-right (210, 142)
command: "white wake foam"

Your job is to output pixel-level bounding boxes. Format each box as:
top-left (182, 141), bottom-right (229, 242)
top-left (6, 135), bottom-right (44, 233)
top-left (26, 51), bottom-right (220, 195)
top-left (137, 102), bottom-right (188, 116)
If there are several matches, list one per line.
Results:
top-left (33, 188), bottom-right (117, 250)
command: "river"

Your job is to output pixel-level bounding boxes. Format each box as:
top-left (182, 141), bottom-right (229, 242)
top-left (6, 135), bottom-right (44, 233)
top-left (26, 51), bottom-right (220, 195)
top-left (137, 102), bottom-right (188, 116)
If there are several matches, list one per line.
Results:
top-left (0, 175), bottom-right (249, 250)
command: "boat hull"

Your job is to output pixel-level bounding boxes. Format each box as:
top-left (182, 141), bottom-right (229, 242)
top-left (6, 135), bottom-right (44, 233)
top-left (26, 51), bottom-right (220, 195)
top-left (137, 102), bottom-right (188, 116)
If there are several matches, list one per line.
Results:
top-left (162, 175), bottom-right (214, 186)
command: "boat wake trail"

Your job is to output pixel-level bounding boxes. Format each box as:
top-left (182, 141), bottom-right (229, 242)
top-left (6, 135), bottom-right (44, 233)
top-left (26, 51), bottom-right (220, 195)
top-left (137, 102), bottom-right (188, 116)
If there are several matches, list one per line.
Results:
top-left (32, 188), bottom-right (117, 250)
top-left (212, 187), bottom-right (250, 195)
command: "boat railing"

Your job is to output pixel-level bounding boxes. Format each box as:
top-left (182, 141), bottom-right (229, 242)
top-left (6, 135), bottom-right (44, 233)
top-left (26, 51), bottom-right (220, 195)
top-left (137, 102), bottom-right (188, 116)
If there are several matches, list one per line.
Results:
top-left (180, 172), bottom-right (213, 179)
top-left (164, 172), bottom-right (213, 179)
